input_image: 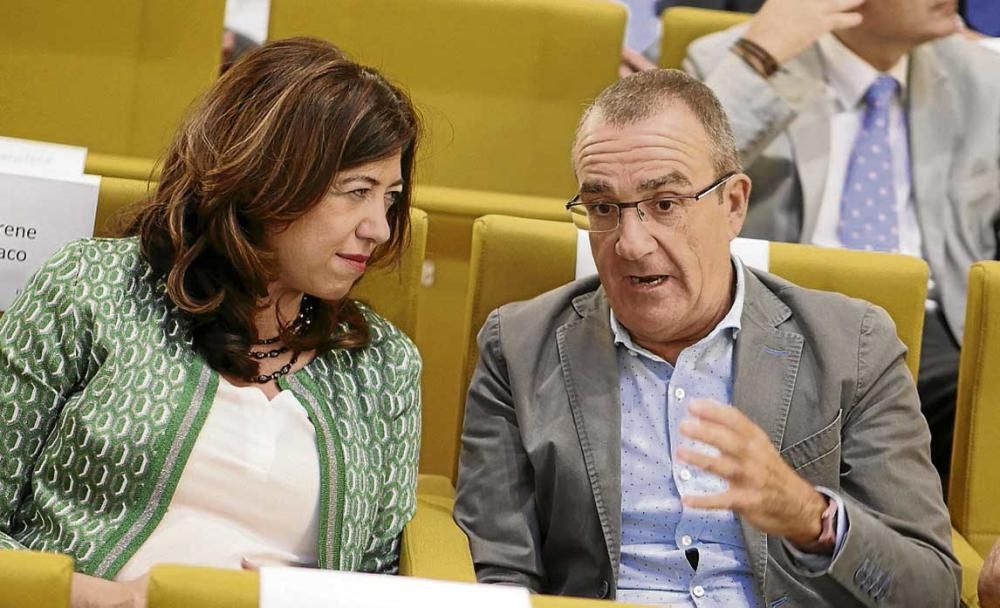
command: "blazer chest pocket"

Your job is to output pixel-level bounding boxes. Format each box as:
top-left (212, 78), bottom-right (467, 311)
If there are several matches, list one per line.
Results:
top-left (779, 411), bottom-right (842, 482)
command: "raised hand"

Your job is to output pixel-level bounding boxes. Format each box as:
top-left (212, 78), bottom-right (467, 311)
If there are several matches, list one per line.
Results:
top-left (743, 0), bottom-right (867, 65)
top-left (677, 399), bottom-right (829, 549)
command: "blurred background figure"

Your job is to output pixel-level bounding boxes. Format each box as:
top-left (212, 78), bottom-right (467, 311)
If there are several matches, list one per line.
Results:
top-left (685, 0), bottom-right (1000, 491)
top-left (614, 0), bottom-right (764, 75)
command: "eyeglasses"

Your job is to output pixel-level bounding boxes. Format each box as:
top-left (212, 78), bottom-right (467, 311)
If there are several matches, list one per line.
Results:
top-left (565, 172), bottom-right (737, 233)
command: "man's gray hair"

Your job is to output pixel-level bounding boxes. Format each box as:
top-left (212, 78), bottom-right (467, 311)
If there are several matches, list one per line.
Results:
top-left (575, 69), bottom-right (742, 175)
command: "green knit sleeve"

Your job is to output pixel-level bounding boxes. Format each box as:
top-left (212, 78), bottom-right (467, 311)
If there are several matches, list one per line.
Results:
top-left (0, 240), bottom-right (92, 550)
top-left (358, 327), bottom-right (422, 574)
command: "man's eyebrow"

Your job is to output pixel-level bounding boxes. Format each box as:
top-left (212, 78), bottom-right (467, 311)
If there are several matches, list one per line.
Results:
top-left (579, 180), bottom-right (612, 195)
top-left (639, 172), bottom-right (692, 192)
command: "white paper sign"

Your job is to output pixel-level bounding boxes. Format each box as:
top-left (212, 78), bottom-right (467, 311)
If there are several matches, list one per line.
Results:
top-left (574, 231), bottom-right (771, 279)
top-left (260, 568), bottom-right (531, 608)
top-left (729, 237), bottom-right (771, 272)
top-left (575, 229), bottom-right (598, 278)
top-left (0, 136), bottom-right (87, 178)
top-left (0, 171), bottom-right (100, 309)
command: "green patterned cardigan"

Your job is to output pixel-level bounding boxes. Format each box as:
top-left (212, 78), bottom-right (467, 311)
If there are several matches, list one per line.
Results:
top-left (0, 238), bottom-right (421, 578)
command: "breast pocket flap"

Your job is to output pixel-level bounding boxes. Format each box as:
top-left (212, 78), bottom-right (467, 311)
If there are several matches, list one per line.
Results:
top-left (779, 410), bottom-right (842, 472)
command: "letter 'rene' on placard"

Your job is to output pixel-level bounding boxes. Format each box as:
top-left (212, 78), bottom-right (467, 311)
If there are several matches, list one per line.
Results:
top-left (0, 136), bottom-right (99, 310)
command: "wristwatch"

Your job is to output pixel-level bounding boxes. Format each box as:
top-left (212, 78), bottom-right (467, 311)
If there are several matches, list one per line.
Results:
top-left (797, 496), bottom-right (838, 555)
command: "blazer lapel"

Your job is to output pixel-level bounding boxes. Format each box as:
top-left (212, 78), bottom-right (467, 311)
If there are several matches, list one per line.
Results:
top-left (556, 289), bottom-right (623, 576)
top-left (907, 43), bottom-right (953, 275)
top-left (785, 45), bottom-right (836, 243)
top-left (732, 270), bottom-right (804, 595)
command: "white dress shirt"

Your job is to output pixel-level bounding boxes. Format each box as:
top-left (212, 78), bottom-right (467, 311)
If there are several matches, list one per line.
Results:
top-left (115, 377), bottom-right (321, 580)
top-left (810, 34), bottom-right (925, 260)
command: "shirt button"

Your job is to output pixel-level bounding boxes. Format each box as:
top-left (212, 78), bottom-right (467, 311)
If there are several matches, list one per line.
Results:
top-left (674, 387), bottom-right (685, 400)
top-left (681, 535), bottom-right (693, 547)
top-left (679, 468), bottom-right (692, 482)
top-left (692, 585), bottom-right (705, 598)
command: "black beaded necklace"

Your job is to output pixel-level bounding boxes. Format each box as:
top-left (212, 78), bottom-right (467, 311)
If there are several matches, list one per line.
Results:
top-left (246, 296), bottom-right (315, 384)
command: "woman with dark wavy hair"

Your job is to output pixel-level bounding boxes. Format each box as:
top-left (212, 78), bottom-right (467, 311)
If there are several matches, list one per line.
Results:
top-left (0, 37), bottom-right (421, 607)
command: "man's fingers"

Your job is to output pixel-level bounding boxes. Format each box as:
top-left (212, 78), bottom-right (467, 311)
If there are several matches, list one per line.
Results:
top-left (622, 48), bottom-right (657, 71)
top-left (833, 0), bottom-right (866, 12)
top-left (682, 491), bottom-right (736, 511)
top-left (676, 446), bottom-right (742, 480)
top-left (679, 417), bottom-right (744, 455)
top-left (829, 12), bottom-right (864, 30)
top-left (687, 399), bottom-right (757, 435)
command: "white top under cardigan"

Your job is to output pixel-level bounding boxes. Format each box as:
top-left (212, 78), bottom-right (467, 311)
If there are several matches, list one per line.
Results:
top-left (115, 377), bottom-right (321, 581)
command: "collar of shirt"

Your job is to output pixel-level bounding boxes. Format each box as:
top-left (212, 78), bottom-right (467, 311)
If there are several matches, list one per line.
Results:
top-left (817, 33), bottom-right (910, 111)
top-left (610, 256), bottom-right (747, 363)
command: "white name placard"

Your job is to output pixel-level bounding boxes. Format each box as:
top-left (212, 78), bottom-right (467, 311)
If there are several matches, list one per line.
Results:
top-left (0, 171), bottom-right (100, 309)
top-left (260, 568), bottom-right (531, 608)
top-left (574, 231), bottom-right (771, 279)
top-left (0, 136), bottom-right (87, 178)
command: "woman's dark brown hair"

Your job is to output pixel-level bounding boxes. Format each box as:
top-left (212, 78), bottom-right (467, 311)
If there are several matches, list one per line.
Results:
top-left (127, 37), bottom-right (420, 379)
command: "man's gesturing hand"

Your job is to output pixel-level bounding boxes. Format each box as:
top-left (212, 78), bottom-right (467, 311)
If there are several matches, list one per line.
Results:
top-left (677, 399), bottom-right (829, 550)
top-left (743, 0), bottom-right (866, 65)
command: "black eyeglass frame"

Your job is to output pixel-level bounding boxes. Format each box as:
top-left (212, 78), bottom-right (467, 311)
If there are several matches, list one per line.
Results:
top-left (565, 171), bottom-right (738, 232)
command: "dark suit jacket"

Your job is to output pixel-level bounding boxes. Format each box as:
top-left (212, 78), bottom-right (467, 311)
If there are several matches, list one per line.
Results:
top-left (454, 268), bottom-right (959, 607)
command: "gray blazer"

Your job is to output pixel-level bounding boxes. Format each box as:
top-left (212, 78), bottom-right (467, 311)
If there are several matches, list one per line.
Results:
top-left (454, 269), bottom-right (959, 607)
top-left (684, 30), bottom-right (1000, 341)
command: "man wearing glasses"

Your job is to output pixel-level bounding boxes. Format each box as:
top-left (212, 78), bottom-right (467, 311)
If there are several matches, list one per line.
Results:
top-left (454, 69), bottom-right (958, 607)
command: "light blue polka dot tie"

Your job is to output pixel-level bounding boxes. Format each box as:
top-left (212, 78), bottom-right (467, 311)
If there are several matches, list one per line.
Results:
top-left (838, 75), bottom-right (899, 252)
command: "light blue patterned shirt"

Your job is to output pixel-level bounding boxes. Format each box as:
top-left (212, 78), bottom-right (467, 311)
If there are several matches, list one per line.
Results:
top-left (613, 257), bottom-right (845, 607)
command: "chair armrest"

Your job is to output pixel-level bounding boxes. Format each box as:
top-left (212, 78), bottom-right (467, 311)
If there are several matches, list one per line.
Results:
top-left (400, 494), bottom-right (475, 582)
top-left (147, 564), bottom-right (258, 608)
top-left (954, 528), bottom-right (983, 608)
top-left (417, 473), bottom-right (455, 500)
top-left (0, 549), bottom-right (74, 608)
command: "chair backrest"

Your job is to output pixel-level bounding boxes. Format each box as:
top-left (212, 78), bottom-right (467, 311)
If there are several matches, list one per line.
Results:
top-left (268, 0), bottom-right (624, 199)
top-left (454, 215), bottom-right (929, 479)
top-left (950, 261), bottom-right (1000, 557)
top-left (94, 177), bottom-right (155, 237)
top-left (768, 241), bottom-right (927, 379)
top-left (0, 549), bottom-right (74, 608)
top-left (351, 207), bottom-right (429, 340)
top-left (0, 1), bottom-right (223, 159)
top-left (659, 7), bottom-right (750, 69)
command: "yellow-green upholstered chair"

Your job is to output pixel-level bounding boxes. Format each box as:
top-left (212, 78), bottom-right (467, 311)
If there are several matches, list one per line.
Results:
top-left (659, 7), bottom-right (750, 69)
top-left (269, 0), bottom-right (624, 199)
top-left (146, 563), bottom-right (653, 608)
top-left (0, 1), bottom-right (223, 180)
top-left (455, 215), bottom-right (982, 606)
top-left (94, 177), bottom-right (155, 237)
top-left (352, 207), bottom-right (429, 341)
top-left (410, 185), bottom-right (567, 476)
top-left (951, 262), bottom-right (1000, 558)
top-left (0, 549), bottom-right (74, 608)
